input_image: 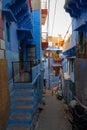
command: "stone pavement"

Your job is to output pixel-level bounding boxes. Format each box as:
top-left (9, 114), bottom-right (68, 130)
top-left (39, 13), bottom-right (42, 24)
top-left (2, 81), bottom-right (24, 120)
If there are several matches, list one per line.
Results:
top-left (35, 89), bottom-right (72, 130)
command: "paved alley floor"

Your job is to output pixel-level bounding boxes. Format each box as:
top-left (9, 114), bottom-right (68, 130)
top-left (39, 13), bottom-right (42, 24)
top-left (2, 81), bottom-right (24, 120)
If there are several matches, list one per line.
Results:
top-left (35, 90), bottom-right (72, 130)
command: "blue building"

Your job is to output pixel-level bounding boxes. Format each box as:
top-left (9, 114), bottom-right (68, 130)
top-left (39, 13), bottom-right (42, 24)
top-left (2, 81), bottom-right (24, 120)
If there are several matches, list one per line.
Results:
top-left (62, 34), bottom-right (76, 103)
top-left (2, 0), bottom-right (44, 129)
top-left (64, 0), bottom-right (87, 106)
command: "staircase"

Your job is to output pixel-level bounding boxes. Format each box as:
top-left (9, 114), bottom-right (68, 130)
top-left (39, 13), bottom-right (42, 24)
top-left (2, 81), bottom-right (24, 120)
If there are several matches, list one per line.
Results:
top-left (7, 83), bottom-right (39, 130)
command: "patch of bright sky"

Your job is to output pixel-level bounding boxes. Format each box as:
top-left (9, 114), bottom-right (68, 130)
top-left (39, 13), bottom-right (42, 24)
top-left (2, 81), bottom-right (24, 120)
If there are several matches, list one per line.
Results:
top-left (42, 0), bottom-right (72, 38)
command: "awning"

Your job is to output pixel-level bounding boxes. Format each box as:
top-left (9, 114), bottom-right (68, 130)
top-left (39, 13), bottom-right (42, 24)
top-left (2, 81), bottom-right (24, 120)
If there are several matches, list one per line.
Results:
top-left (74, 12), bottom-right (87, 31)
top-left (74, 22), bottom-right (86, 31)
top-left (17, 29), bottom-right (33, 40)
top-left (2, 9), bottom-right (16, 22)
top-left (63, 46), bottom-right (76, 56)
top-left (46, 46), bottom-right (62, 52)
top-left (67, 56), bottom-right (76, 59)
top-left (9, 0), bottom-right (27, 16)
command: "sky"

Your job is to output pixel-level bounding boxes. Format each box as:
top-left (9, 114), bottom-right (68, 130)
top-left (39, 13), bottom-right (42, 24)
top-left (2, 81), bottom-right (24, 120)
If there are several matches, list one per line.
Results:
top-left (42, 0), bottom-right (72, 38)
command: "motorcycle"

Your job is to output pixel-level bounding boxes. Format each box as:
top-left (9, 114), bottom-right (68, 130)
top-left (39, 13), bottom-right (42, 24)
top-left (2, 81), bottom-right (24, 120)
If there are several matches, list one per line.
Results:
top-left (55, 88), bottom-right (63, 100)
top-left (67, 100), bottom-right (87, 130)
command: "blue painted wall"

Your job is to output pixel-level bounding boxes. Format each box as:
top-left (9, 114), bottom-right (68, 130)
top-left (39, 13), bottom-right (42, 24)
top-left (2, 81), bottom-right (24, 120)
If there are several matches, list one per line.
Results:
top-left (64, 0), bottom-right (87, 104)
top-left (22, 10), bottom-right (41, 61)
top-left (3, 1), bottom-right (41, 79)
top-left (72, 19), bottom-right (77, 47)
top-left (72, 6), bottom-right (87, 42)
top-left (5, 21), bottom-right (19, 80)
top-left (2, 0), bottom-right (12, 8)
top-left (32, 10), bottom-right (41, 60)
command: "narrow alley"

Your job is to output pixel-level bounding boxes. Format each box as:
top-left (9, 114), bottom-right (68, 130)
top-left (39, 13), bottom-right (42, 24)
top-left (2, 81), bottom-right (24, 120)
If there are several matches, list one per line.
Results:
top-left (1, 0), bottom-right (87, 130)
top-left (35, 89), bottom-right (71, 130)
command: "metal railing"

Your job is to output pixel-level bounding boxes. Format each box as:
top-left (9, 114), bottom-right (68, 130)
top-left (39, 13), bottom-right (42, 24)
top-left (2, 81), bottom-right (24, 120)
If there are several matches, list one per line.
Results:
top-left (12, 60), bottom-right (40, 83)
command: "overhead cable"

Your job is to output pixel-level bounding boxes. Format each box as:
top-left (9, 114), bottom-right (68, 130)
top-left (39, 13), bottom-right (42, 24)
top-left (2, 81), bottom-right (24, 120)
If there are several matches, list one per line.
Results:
top-left (51, 0), bottom-right (58, 36)
top-left (47, 0), bottom-right (51, 34)
top-left (64, 22), bottom-right (72, 39)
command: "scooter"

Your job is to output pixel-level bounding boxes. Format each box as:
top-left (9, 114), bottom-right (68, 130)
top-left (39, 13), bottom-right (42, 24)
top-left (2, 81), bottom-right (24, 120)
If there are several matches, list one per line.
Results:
top-left (67, 101), bottom-right (87, 130)
top-left (55, 88), bottom-right (63, 100)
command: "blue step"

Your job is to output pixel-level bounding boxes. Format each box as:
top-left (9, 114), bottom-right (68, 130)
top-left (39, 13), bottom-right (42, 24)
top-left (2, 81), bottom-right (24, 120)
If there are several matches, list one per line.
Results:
top-left (11, 97), bottom-right (34, 106)
top-left (10, 105), bottom-right (34, 114)
top-left (8, 114), bottom-right (32, 126)
top-left (7, 126), bottom-right (31, 130)
top-left (14, 89), bottom-right (34, 93)
top-left (8, 121), bottom-right (32, 127)
top-left (13, 91), bottom-right (34, 97)
top-left (14, 83), bottom-right (32, 89)
top-left (8, 83), bottom-right (39, 129)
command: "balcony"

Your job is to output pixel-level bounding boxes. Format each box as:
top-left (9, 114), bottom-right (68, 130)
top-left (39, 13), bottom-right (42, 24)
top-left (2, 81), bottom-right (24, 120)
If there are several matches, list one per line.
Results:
top-left (80, 0), bottom-right (87, 5)
top-left (12, 60), bottom-right (41, 83)
top-left (2, 0), bottom-right (26, 22)
top-left (64, 0), bottom-right (81, 18)
top-left (2, 0), bottom-right (12, 9)
top-left (64, 0), bottom-right (87, 18)
top-left (63, 46), bottom-right (76, 57)
top-left (17, 29), bottom-right (33, 41)
top-left (41, 32), bottom-right (48, 50)
top-left (41, 0), bottom-right (48, 25)
top-left (2, 0), bottom-right (33, 29)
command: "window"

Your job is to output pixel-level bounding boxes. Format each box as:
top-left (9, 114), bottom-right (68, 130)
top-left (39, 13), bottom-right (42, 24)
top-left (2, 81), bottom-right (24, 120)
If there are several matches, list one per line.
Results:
top-left (79, 32), bottom-right (85, 53)
top-left (27, 45), bottom-right (36, 61)
top-left (6, 22), bottom-right (10, 42)
top-left (71, 59), bottom-right (74, 73)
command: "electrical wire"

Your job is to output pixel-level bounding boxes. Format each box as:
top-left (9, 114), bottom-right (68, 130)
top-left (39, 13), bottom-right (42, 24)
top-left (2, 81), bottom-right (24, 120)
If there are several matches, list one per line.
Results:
top-left (50, 0), bottom-right (72, 38)
top-left (64, 22), bottom-right (72, 39)
top-left (47, 0), bottom-right (72, 40)
top-left (51, 0), bottom-right (58, 36)
top-left (47, 0), bottom-right (51, 35)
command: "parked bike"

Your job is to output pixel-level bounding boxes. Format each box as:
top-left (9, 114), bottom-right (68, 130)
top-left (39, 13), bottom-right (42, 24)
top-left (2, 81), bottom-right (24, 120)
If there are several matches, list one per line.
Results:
top-left (55, 88), bottom-right (63, 100)
top-left (67, 100), bottom-right (87, 130)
